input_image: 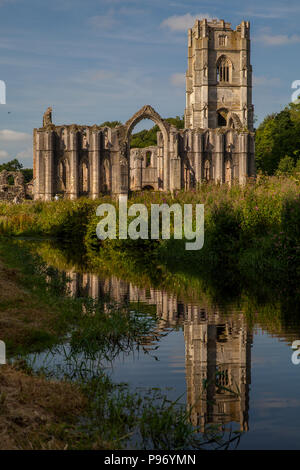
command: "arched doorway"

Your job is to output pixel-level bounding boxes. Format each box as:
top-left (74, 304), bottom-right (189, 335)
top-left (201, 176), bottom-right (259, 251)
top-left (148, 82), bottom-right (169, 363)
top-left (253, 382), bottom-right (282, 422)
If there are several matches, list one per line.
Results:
top-left (123, 105), bottom-right (170, 192)
top-left (58, 158), bottom-right (70, 194)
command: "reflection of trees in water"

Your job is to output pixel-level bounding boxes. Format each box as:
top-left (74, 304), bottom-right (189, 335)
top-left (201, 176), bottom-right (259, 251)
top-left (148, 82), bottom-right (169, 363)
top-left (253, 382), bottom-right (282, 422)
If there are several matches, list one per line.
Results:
top-left (65, 270), bottom-right (252, 432)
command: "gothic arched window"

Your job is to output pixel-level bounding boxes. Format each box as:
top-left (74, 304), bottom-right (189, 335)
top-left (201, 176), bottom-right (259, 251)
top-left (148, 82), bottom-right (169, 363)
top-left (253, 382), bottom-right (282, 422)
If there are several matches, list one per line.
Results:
top-left (217, 56), bottom-right (232, 83)
top-left (218, 35), bottom-right (227, 46)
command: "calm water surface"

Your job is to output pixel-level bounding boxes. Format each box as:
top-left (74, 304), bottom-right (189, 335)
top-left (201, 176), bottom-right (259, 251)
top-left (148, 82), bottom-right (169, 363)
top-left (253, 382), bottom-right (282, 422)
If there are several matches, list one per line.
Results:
top-left (30, 261), bottom-right (300, 450)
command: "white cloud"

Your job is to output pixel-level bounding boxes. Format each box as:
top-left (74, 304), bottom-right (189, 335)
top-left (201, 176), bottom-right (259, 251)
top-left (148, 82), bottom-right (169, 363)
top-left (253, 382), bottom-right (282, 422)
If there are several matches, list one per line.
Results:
top-left (89, 10), bottom-right (118, 30)
top-left (242, 5), bottom-right (300, 19)
top-left (161, 13), bottom-right (216, 32)
top-left (257, 33), bottom-right (300, 46)
top-left (16, 146), bottom-right (33, 161)
top-left (0, 150), bottom-right (9, 161)
top-left (170, 73), bottom-right (185, 87)
top-left (253, 76), bottom-right (282, 86)
top-left (0, 130), bottom-right (31, 143)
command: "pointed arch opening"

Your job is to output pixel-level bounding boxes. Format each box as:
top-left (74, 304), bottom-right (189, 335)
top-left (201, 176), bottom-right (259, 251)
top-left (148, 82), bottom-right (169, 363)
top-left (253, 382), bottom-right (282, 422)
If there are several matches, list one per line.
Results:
top-left (124, 105), bottom-right (170, 192)
top-left (217, 108), bottom-right (229, 127)
top-left (58, 158), bottom-right (70, 194)
top-left (216, 55), bottom-right (233, 83)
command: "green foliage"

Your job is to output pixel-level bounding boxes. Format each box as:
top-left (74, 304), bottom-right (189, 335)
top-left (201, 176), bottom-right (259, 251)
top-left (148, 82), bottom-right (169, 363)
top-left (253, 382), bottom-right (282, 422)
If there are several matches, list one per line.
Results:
top-left (0, 158), bottom-right (33, 183)
top-left (256, 102), bottom-right (300, 174)
top-left (99, 121), bottom-right (122, 128)
top-left (0, 158), bottom-right (23, 172)
top-left (21, 168), bottom-right (33, 183)
top-left (130, 115), bottom-right (184, 148)
top-left (276, 155), bottom-right (295, 175)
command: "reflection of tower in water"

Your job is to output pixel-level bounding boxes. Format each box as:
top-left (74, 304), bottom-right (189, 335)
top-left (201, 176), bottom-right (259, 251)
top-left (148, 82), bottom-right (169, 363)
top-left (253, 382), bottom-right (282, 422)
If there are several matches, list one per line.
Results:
top-left (65, 271), bottom-right (251, 431)
top-left (184, 309), bottom-right (251, 431)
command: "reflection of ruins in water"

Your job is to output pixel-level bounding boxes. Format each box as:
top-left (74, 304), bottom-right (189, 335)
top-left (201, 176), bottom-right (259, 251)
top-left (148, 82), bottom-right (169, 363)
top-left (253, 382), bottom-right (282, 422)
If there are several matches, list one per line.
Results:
top-left (66, 271), bottom-right (252, 432)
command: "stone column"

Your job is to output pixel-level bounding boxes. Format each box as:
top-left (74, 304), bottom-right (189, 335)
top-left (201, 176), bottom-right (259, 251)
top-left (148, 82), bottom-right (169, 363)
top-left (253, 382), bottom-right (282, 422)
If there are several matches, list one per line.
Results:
top-left (194, 130), bottom-right (203, 186)
top-left (249, 133), bottom-right (256, 178)
top-left (170, 131), bottom-right (181, 192)
top-left (239, 133), bottom-right (248, 185)
top-left (215, 131), bottom-right (224, 183)
top-left (44, 130), bottom-right (54, 201)
top-left (110, 129), bottom-right (128, 197)
top-left (69, 126), bottom-right (79, 200)
top-left (90, 274), bottom-right (100, 299)
top-left (133, 151), bottom-right (143, 191)
top-left (163, 136), bottom-right (169, 191)
top-left (33, 130), bottom-right (44, 200)
top-left (157, 131), bottom-right (164, 190)
top-left (91, 128), bottom-right (100, 199)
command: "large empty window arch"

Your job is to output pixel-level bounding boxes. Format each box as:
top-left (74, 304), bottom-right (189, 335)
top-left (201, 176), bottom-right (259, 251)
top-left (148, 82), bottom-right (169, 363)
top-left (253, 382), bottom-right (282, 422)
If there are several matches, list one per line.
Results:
top-left (124, 105), bottom-right (170, 191)
top-left (58, 158), bottom-right (70, 192)
top-left (217, 108), bottom-right (228, 127)
top-left (216, 55), bottom-right (232, 83)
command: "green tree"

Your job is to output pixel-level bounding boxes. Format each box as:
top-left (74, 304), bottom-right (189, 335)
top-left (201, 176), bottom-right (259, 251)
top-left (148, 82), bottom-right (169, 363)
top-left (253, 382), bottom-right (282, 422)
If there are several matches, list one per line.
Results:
top-left (99, 120), bottom-right (122, 128)
top-left (256, 102), bottom-right (300, 174)
top-left (276, 155), bottom-right (295, 175)
top-left (130, 115), bottom-right (184, 148)
top-left (0, 158), bottom-right (23, 172)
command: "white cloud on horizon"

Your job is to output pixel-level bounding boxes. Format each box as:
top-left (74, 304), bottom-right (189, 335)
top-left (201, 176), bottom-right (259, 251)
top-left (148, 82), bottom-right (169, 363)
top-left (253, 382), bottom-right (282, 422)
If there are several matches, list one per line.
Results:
top-left (256, 32), bottom-right (300, 46)
top-left (0, 149), bottom-right (9, 161)
top-left (0, 129), bottom-right (31, 142)
top-left (89, 10), bottom-right (118, 30)
top-left (161, 13), bottom-right (216, 32)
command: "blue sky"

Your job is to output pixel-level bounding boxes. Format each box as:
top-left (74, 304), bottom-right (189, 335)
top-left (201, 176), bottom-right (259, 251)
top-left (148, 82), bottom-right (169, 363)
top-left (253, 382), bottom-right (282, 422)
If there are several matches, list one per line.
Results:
top-left (0, 0), bottom-right (299, 168)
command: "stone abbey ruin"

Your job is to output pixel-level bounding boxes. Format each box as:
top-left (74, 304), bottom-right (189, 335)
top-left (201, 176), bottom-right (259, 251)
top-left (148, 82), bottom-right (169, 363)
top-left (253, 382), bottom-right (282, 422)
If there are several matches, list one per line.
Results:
top-left (33, 18), bottom-right (255, 201)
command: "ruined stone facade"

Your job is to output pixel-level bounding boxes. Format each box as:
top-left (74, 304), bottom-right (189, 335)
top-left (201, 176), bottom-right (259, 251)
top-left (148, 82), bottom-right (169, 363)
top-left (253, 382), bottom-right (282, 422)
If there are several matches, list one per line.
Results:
top-left (33, 18), bottom-right (255, 201)
top-left (0, 170), bottom-right (32, 202)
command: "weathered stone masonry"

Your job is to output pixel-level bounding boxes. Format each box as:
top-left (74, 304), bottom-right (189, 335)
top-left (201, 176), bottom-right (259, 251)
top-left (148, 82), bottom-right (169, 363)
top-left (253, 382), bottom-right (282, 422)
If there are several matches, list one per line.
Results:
top-left (33, 19), bottom-right (255, 201)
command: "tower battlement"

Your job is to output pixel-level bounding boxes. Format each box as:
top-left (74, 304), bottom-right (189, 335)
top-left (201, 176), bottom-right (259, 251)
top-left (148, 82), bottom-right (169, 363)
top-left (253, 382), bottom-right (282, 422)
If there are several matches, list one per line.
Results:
top-left (185, 18), bottom-right (253, 131)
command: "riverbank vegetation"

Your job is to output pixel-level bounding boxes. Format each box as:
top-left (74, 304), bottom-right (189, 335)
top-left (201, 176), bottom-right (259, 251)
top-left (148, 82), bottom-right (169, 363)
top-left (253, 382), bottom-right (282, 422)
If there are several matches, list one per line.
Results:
top-left (0, 175), bottom-right (299, 299)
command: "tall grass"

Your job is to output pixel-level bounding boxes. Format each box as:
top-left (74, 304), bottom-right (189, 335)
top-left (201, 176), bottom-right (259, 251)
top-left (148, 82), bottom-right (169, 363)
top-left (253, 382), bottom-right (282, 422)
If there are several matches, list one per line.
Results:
top-left (1, 176), bottom-right (299, 293)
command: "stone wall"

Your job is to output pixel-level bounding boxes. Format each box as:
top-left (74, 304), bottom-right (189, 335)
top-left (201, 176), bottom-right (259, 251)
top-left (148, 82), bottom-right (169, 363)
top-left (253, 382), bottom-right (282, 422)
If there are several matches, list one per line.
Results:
top-left (33, 105), bottom-right (255, 200)
top-left (0, 170), bottom-right (31, 202)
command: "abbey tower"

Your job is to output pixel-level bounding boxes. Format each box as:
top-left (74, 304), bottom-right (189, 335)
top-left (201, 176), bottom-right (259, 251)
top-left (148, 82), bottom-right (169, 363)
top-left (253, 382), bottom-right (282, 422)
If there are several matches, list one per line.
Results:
top-left (185, 19), bottom-right (254, 131)
top-left (33, 18), bottom-right (255, 201)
